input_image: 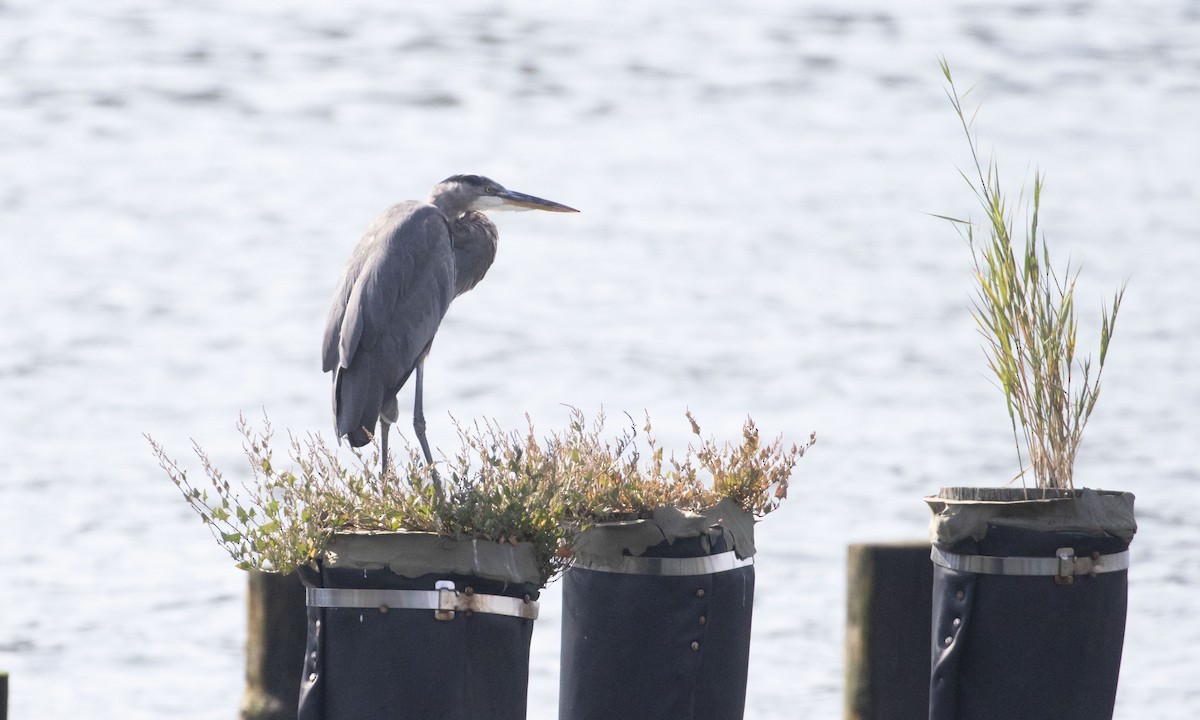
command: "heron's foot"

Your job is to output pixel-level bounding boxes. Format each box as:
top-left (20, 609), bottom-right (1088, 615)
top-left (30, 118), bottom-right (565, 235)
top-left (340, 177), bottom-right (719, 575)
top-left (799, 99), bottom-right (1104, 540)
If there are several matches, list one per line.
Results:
top-left (428, 464), bottom-right (443, 498)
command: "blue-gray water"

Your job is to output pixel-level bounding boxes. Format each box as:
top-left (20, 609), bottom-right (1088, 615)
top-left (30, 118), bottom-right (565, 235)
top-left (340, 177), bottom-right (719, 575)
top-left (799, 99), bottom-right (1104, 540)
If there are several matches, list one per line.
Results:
top-left (2, 1), bottom-right (1198, 717)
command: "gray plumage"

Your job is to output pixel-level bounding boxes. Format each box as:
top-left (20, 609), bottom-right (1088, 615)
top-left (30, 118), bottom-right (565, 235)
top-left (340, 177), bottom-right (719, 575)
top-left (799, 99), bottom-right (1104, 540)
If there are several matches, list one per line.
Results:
top-left (321, 174), bottom-right (577, 473)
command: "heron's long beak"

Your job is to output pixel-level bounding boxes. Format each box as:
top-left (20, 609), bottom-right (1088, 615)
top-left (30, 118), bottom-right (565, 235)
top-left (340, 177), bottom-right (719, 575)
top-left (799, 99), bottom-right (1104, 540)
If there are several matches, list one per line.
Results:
top-left (498, 189), bottom-right (579, 213)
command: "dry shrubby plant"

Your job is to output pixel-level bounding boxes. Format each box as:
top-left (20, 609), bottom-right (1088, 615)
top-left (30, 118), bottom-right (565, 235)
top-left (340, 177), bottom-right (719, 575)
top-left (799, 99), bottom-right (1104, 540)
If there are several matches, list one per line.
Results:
top-left (938, 59), bottom-right (1125, 490)
top-left (148, 408), bottom-right (814, 582)
top-left (551, 409), bottom-right (815, 523)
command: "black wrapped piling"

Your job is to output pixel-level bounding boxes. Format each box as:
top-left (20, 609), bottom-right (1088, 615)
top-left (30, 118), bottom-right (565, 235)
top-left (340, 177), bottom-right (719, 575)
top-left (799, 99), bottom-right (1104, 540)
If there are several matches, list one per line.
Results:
top-left (926, 488), bottom-right (1135, 720)
top-left (560, 502), bottom-right (756, 720)
top-left (296, 533), bottom-right (542, 720)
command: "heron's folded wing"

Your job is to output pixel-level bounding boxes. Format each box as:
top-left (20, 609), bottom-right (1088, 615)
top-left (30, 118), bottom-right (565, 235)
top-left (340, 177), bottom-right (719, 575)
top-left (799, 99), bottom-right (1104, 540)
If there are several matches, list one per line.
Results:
top-left (330, 203), bottom-right (455, 377)
top-left (321, 250), bottom-right (364, 373)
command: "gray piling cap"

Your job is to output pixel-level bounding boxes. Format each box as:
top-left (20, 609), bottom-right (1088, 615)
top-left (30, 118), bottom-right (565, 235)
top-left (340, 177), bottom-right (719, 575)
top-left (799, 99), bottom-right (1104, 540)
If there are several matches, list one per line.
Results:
top-left (321, 531), bottom-right (543, 586)
top-left (925, 487), bottom-right (1137, 548)
top-left (571, 497), bottom-right (757, 567)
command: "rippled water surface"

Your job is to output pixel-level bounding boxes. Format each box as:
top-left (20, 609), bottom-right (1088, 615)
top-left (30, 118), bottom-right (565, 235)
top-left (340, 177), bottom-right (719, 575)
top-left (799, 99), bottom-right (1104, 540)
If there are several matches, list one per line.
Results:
top-left (2, 1), bottom-right (1198, 718)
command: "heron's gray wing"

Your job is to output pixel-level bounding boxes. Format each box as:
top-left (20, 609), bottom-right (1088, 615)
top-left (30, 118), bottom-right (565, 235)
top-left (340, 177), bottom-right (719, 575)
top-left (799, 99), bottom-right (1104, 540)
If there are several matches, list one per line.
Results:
top-left (322, 203), bottom-right (447, 370)
top-left (325, 202), bottom-right (456, 442)
top-left (321, 246), bottom-right (366, 373)
top-left (338, 204), bottom-right (455, 368)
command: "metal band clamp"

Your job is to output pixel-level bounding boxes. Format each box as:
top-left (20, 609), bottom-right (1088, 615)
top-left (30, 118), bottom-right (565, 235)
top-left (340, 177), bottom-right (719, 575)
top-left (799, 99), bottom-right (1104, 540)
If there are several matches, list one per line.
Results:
top-left (931, 546), bottom-right (1129, 584)
top-left (571, 549), bottom-right (754, 577)
top-left (306, 583), bottom-right (539, 621)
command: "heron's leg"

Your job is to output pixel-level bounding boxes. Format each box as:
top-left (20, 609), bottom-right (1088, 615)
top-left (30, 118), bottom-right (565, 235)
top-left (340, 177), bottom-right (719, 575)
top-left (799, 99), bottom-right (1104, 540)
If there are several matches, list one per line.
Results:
top-left (379, 420), bottom-right (391, 476)
top-left (413, 360), bottom-right (434, 465)
top-left (413, 360), bottom-right (443, 495)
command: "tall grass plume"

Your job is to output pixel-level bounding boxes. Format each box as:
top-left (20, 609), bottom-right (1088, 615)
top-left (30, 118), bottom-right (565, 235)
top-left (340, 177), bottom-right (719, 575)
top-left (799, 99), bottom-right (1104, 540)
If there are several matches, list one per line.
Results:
top-left (937, 59), bottom-right (1126, 490)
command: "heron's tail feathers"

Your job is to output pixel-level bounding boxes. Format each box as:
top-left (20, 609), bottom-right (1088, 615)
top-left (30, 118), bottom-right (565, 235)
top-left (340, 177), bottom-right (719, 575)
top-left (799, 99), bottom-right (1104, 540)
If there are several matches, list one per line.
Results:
top-left (344, 425), bottom-right (372, 448)
top-left (333, 366), bottom-right (383, 449)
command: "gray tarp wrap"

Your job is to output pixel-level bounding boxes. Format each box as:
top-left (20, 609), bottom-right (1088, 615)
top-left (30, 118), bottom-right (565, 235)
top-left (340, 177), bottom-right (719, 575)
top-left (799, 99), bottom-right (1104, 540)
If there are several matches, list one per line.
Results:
top-left (322, 531), bottom-right (542, 586)
top-left (570, 498), bottom-right (757, 566)
top-left (925, 487), bottom-right (1137, 549)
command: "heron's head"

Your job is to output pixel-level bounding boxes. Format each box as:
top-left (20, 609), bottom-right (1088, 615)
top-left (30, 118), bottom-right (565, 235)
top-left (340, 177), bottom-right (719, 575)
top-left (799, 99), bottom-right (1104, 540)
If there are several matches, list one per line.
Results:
top-left (429, 174), bottom-right (578, 217)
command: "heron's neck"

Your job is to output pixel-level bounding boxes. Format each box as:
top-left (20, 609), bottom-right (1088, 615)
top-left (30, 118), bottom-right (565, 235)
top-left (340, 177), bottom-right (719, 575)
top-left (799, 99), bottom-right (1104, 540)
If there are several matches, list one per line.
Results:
top-left (451, 212), bottom-right (498, 297)
top-left (428, 190), bottom-right (471, 219)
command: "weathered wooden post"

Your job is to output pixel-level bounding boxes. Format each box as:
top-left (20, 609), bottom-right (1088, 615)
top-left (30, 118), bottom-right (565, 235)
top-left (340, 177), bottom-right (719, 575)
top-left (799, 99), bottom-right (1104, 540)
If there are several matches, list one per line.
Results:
top-left (241, 571), bottom-right (308, 720)
top-left (1, 670), bottom-right (8, 720)
top-left (845, 542), bottom-right (933, 720)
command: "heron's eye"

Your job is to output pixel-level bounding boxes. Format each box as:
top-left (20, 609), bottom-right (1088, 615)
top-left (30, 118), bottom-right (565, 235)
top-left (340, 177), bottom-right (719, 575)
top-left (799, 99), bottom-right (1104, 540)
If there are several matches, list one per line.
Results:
top-left (486, 185), bottom-right (499, 194)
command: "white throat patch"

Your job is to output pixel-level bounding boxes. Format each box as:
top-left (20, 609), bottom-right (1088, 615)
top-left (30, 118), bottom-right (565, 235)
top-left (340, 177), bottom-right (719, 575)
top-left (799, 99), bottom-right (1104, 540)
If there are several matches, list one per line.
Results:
top-left (469, 195), bottom-right (529, 213)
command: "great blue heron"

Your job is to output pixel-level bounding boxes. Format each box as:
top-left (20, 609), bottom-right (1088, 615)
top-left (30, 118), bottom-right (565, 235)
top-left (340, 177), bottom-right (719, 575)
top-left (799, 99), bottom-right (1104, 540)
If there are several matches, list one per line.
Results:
top-left (321, 174), bottom-right (578, 477)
